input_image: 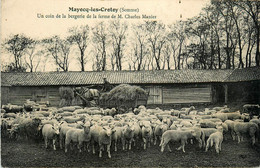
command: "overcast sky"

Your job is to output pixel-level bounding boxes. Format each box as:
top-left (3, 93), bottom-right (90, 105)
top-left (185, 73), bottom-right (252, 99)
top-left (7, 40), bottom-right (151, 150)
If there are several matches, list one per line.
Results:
top-left (1, 0), bottom-right (210, 71)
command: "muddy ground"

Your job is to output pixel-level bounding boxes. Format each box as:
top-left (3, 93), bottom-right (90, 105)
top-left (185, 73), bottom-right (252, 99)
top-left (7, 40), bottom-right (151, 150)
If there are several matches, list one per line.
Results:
top-left (1, 134), bottom-right (260, 168)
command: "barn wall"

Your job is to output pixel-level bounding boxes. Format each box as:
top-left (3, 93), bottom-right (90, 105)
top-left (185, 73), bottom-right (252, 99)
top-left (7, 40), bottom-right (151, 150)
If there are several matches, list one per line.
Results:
top-left (227, 81), bottom-right (260, 104)
top-left (142, 83), bottom-right (212, 105)
top-left (162, 84), bottom-right (211, 104)
top-left (2, 86), bottom-right (61, 106)
top-left (1, 86), bottom-right (10, 105)
top-left (5, 81), bottom-right (258, 107)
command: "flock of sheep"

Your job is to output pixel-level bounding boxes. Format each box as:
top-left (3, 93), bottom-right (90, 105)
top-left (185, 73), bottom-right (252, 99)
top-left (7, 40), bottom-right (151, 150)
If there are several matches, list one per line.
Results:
top-left (1, 102), bottom-right (260, 159)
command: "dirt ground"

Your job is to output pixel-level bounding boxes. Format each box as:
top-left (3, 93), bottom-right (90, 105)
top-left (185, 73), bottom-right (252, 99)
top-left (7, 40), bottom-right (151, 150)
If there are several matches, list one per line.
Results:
top-left (1, 134), bottom-right (260, 168)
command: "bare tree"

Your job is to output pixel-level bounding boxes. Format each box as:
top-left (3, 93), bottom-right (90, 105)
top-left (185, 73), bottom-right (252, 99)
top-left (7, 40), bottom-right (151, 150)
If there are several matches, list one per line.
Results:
top-left (24, 40), bottom-right (42, 72)
top-left (204, 5), bottom-right (224, 69)
top-left (234, 0), bottom-right (259, 66)
top-left (163, 42), bottom-right (171, 70)
top-left (2, 34), bottom-right (34, 71)
top-left (109, 21), bottom-right (128, 71)
top-left (42, 36), bottom-right (71, 71)
top-left (92, 22), bottom-right (109, 71)
top-left (130, 23), bottom-right (148, 70)
top-left (68, 25), bottom-right (89, 71)
top-left (145, 21), bottom-right (167, 70)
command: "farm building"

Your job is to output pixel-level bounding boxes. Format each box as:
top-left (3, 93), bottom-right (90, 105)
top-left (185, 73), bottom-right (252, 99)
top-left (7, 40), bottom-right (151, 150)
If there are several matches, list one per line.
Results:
top-left (1, 67), bottom-right (259, 107)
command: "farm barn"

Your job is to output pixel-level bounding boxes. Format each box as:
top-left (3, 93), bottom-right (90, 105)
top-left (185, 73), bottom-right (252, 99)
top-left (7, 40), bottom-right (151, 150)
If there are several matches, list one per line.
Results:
top-left (1, 67), bottom-right (260, 167)
top-left (1, 66), bottom-right (259, 107)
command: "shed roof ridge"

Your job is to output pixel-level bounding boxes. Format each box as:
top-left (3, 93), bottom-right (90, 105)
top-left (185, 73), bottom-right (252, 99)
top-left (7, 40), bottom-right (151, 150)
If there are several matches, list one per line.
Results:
top-left (223, 69), bottom-right (236, 82)
top-left (1, 68), bottom-right (236, 74)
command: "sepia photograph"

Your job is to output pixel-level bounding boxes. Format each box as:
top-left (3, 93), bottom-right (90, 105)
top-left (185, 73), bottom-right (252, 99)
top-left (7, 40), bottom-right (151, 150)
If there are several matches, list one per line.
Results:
top-left (1, 0), bottom-right (260, 167)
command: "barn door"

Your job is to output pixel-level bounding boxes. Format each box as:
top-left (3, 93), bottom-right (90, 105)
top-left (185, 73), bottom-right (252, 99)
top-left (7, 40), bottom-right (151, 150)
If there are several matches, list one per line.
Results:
top-left (146, 86), bottom-right (162, 104)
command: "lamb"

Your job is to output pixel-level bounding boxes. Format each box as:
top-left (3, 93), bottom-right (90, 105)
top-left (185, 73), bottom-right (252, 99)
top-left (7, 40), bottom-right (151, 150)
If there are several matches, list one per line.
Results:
top-left (201, 128), bottom-right (218, 147)
top-left (205, 126), bottom-right (223, 154)
top-left (42, 124), bottom-right (60, 150)
top-left (180, 120), bottom-right (193, 127)
top-left (234, 122), bottom-right (259, 145)
top-left (159, 129), bottom-right (197, 153)
top-left (122, 124), bottom-right (135, 150)
top-left (170, 123), bottom-right (178, 130)
top-left (225, 111), bottom-right (242, 120)
top-left (63, 116), bottom-right (85, 123)
top-left (103, 108), bottom-right (117, 116)
top-left (65, 122), bottom-right (92, 153)
top-left (199, 119), bottom-right (217, 128)
top-left (180, 106), bottom-right (195, 115)
top-left (212, 113), bottom-right (228, 122)
top-left (153, 123), bottom-right (168, 145)
top-left (141, 122), bottom-right (153, 150)
top-left (111, 126), bottom-right (124, 151)
top-left (59, 122), bottom-right (73, 149)
top-left (224, 120), bottom-right (236, 140)
top-left (129, 122), bottom-right (141, 147)
top-left (90, 125), bottom-right (114, 158)
top-left (213, 105), bottom-right (227, 111)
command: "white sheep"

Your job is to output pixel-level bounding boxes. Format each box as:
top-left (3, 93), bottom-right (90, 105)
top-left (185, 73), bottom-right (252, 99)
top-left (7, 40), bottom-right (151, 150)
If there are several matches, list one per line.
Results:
top-left (234, 122), bottom-right (259, 145)
top-left (159, 129), bottom-right (197, 153)
top-left (205, 126), bottom-right (223, 154)
top-left (42, 124), bottom-right (60, 150)
top-left (65, 122), bottom-right (92, 153)
top-left (153, 123), bottom-right (168, 145)
top-left (90, 125), bottom-right (114, 158)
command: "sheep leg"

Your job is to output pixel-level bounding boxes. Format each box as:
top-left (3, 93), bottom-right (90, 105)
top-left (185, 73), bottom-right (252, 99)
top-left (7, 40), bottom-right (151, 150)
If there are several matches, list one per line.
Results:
top-left (202, 135), bottom-right (206, 148)
top-left (65, 140), bottom-right (69, 153)
top-left (154, 136), bottom-right (157, 145)
top-left (237, 133), bottom-right (241, 143)
top-left (107, 144), bottom-right (111, 159)
top-left (160, 143), bottom-right (166, 152)
top-left (44, 137), bottom-right (48, 149)
top-left (99, 149), bottom-right (102, 158)
top-left (53, 139), bottom-right (56, 151)
top-left (231, 131), bottom-right (236, 140)
top-left (87, 142), bottom-right (90, 152)
top-left (167, 144), bottom-right (172, 152)
top-left (143, 138), bottom-right (147, 150)
top-left (215, 141), bottom-right (219, 154)
top-left (197, 138), bottom-right (203, 149)
top-left (176, 145), bottom-right (182, 151)
top-left (205, 139), bottom-right (210, 152)
top-left (70, 143), bottom-right (74, 151)
top-left (92, 142), bottom-right (96, 154)
top-left (60, 136), bottom-right (63, 149)
top-left (122, 138), bottom-right (125, 151)
top-left (129, 139), bottom-right (132, 150)
top-left (219, 141), bottom-right (222, 151)
top-left (125, 141), bottom-right (128, 150)
top-left (99, 144), bottom-right (104, 158)
top-left (148, 138), bottom-right (151, 148)
top-left (78, 142), bottom-right (82, 153)
top-left (182, 143), bottom-right (185, 153)
top-left (251, 136), bottom-right (256, 145)
top-left (114, 140), bottom-right (118, 152)
top-left (133, 139), bottom-right (136, 146)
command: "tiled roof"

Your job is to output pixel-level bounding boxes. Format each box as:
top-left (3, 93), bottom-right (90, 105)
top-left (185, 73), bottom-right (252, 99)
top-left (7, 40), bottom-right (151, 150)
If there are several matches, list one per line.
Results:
top-left (1, 67), bottom-right (258, 86)
top-left (225, 66), bottom-right (260, 82)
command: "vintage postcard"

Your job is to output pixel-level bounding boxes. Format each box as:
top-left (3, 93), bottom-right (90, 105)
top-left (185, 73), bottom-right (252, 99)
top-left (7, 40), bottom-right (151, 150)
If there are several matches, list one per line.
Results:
top-left (1, 0), bottom-right (260, 167)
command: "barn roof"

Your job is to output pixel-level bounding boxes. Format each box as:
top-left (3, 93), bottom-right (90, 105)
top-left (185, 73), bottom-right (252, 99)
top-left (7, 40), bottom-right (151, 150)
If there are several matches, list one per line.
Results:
top-left (225, 66), bottom-right (260, 82)
top-left (1, 67), bottom-right (259, 86)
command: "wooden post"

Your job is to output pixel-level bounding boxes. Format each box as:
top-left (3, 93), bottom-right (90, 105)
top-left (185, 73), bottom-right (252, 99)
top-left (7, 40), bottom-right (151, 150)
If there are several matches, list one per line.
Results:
top-left (224, 84), bottom-right (228, 104)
